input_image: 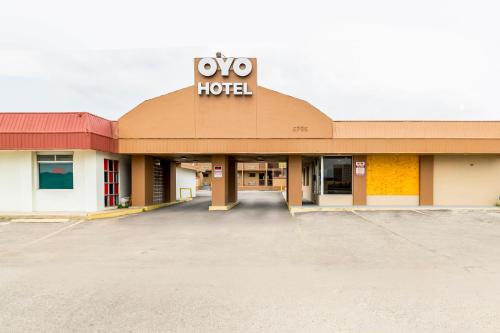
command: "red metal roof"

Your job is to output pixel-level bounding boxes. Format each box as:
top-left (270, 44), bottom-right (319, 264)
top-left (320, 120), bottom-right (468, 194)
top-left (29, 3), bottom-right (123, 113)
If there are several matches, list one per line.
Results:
top-left (0, 112), bottom-right (117, 152)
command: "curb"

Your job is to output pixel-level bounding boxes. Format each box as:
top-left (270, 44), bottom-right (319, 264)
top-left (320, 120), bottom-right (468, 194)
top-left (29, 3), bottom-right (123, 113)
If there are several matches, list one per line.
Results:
top-left (289, 206), bottom-right (500, 216)
top-left (2, 199), bottom-right (191, 222)
top-left (87, 200), bottom-right (189, 220)
top-left (208, 201), bottom-right (239, 211)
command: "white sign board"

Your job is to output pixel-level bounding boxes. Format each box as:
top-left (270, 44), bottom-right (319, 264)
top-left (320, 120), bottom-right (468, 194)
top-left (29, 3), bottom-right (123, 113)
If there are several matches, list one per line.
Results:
top-left (197, 57), bottom-right (253, 96)
top-left (214, 166), bottom-right (223, 178)
top-left (355, 161), bottom-right (366, 176)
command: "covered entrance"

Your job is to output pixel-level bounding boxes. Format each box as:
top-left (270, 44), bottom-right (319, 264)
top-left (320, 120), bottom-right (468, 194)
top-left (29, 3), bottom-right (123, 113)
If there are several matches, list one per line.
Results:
top-left (118, 56), bottom-right (333, 211)
top-left (127, 153), bottom-right (300, 211)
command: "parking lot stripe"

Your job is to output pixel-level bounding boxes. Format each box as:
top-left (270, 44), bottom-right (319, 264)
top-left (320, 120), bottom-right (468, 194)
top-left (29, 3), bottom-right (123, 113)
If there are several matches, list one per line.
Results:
top-left (350, 210), bottom-right (455, 261)
top-left (0, 220), bottom-right (86, 257)
top-left (412, 209), bottom-right (432, 216)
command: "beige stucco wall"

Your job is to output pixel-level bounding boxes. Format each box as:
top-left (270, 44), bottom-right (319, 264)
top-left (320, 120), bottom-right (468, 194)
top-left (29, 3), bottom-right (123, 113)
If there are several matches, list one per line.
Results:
top-left (434, 155), bottom-right (500, 206)
top-left (317, 194), bottom-right (353, 206)
top-left (367, 195), bottom-right (419, 206)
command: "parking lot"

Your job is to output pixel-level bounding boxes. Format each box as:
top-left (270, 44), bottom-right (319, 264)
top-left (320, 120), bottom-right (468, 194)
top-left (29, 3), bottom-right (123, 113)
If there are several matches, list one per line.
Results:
top-left (1, 191), bottom-right (500, 332)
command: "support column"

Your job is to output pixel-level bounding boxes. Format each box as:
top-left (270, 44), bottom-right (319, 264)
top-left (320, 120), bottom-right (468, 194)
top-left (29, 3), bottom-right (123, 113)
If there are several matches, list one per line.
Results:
top-left (209, 155), bottom-right (238, 210)
top-left (163, 161), bottom-right (176, 203)
top-left (419, 155), bottom-right (434, 205)
top-left (287, 155), bottom-right (302, 207)
top-left (131, 155), bottom-right (153, 206)
top-left (227, 157), bottom-right (237, 204)
top-left (265, 163), bottom-right (268, 187)
top-left (352, 155), bottom-right (367, 205)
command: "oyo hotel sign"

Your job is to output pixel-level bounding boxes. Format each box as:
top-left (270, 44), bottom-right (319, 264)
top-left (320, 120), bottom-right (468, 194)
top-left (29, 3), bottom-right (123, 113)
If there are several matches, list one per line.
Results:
top-left (197, 57), bottom-right (253, 96)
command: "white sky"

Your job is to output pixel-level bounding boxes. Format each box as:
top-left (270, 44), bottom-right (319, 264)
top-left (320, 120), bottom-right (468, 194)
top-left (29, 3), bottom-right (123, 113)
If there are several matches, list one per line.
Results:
top-left (0, 0), bottom-right (499, 120)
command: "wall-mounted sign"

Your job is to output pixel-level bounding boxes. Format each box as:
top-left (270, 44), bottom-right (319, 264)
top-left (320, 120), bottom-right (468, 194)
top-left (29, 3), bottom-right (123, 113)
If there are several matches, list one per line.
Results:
top-left (197, 57), bottom-right (253, 96)
top-left (214, 165), bottom-right (223, 178)
top-left (355, 161), bottom-right (366, 176)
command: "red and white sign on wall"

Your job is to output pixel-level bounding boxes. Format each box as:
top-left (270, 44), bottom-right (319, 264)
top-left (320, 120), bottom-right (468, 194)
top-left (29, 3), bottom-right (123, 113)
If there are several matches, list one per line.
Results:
top-left (355, 161), bottom-right (366, 176)
top-left (214, 166), bottom-right (223, 178)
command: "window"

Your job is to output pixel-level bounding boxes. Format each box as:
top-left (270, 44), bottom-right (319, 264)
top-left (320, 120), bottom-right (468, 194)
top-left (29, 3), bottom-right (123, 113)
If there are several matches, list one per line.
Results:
top-left (323, 156), bottom-right (352, 194)
top-left (104, 159), bottom-right (119, 207)
top-left (37, 154), bottom-right (74, 189)
top-left (248, 172), bottom-right (256, 177)
top-left (268, 162), bottom-right (279, 169)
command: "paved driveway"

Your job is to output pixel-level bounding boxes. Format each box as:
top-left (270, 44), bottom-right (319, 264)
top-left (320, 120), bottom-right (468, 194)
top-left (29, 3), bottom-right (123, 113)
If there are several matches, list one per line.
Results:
top-left (1, 192), bottom-right (500, 332)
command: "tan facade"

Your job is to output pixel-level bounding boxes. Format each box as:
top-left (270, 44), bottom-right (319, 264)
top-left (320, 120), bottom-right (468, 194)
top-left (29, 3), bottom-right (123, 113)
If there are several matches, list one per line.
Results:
top-left (117, 56), bottom-right (500, 210)
top-left (434, 155), bottom-right (500, 206)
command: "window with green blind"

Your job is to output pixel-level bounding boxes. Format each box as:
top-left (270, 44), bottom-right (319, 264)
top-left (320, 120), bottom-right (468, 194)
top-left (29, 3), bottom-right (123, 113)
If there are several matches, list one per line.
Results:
top-left (37, 154), bottom-right (74, 189)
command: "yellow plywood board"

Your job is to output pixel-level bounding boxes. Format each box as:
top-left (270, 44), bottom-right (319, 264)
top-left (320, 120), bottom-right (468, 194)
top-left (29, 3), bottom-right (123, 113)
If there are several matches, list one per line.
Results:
top-left (367, 155), bottom-right (419, 195)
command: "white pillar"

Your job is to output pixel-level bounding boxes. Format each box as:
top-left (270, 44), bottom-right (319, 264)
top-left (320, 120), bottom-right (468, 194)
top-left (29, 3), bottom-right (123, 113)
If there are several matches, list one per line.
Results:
top-left (320, 156), bottom-right (324, 195)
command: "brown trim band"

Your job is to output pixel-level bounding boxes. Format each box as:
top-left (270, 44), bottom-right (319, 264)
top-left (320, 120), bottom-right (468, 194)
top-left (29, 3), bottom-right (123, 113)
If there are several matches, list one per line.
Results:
top-left (119, 138), bottom-right (500, 154)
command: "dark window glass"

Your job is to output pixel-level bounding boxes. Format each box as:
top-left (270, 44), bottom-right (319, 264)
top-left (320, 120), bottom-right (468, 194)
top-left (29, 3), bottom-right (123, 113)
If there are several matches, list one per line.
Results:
top-left (323, 157), bottom-right (352, 194)
top-left (37, 155), bottom-right (55, 162)
top-left (55, 155), bottom-right (73, 162)
top-left (39, 163), bottom-right (74, 189)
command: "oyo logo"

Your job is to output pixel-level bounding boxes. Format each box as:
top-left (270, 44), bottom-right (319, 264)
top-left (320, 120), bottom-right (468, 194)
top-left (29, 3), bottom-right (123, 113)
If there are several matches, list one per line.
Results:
top-left (197, 57), bottom-right (253, 96)
top-left (197, 57), bottom-right (252, 77)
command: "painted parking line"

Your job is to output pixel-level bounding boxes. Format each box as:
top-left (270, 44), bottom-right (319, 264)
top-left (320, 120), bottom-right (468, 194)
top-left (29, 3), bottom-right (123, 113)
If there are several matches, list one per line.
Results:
top-left (412, 209), bottom-right (432, 216)
top-left (350, 210), bottom-right (455, 261)
top-left (0, 219), bottom-right (86, 257)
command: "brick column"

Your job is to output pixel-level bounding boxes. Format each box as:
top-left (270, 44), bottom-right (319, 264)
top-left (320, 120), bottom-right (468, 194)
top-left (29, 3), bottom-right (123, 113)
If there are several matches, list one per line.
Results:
top-left (163, 161), bottom-right (177, 203)
top-left (227, 157), bottom-right (237, 204)
top-left (211, 155), bottom-right (228, 207)
top-left (352, 155), bottom-right (367, 205)
top-left (287, 155), bottom-right (302, 207)
top-left (131, 155), bottom-right (153, 206)
top-left (419, 155), bottom-right (434, 205)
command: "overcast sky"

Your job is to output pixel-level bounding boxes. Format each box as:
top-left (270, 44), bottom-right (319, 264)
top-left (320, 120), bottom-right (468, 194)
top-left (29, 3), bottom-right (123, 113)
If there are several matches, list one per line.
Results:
top-left (0, 0), bottom-right (499, 120)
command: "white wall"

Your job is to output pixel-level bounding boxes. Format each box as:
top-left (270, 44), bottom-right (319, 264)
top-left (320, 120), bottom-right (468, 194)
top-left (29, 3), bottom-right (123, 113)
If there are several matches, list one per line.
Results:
top-left (0, 151), bottom-right (33, 212)
top-left (0, 150), bottom-right (132, 213)
top-left (434, 155), bottom-right (500, 206)
top-left (176, 167), bottom-right (197, 200)
top-left (119, 155), bottom-right (131, 202)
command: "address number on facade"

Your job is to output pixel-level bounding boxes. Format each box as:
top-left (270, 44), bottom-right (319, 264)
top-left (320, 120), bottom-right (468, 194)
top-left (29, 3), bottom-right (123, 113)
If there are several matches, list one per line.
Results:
top-left (293, 126), bottom-right (308, 132)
